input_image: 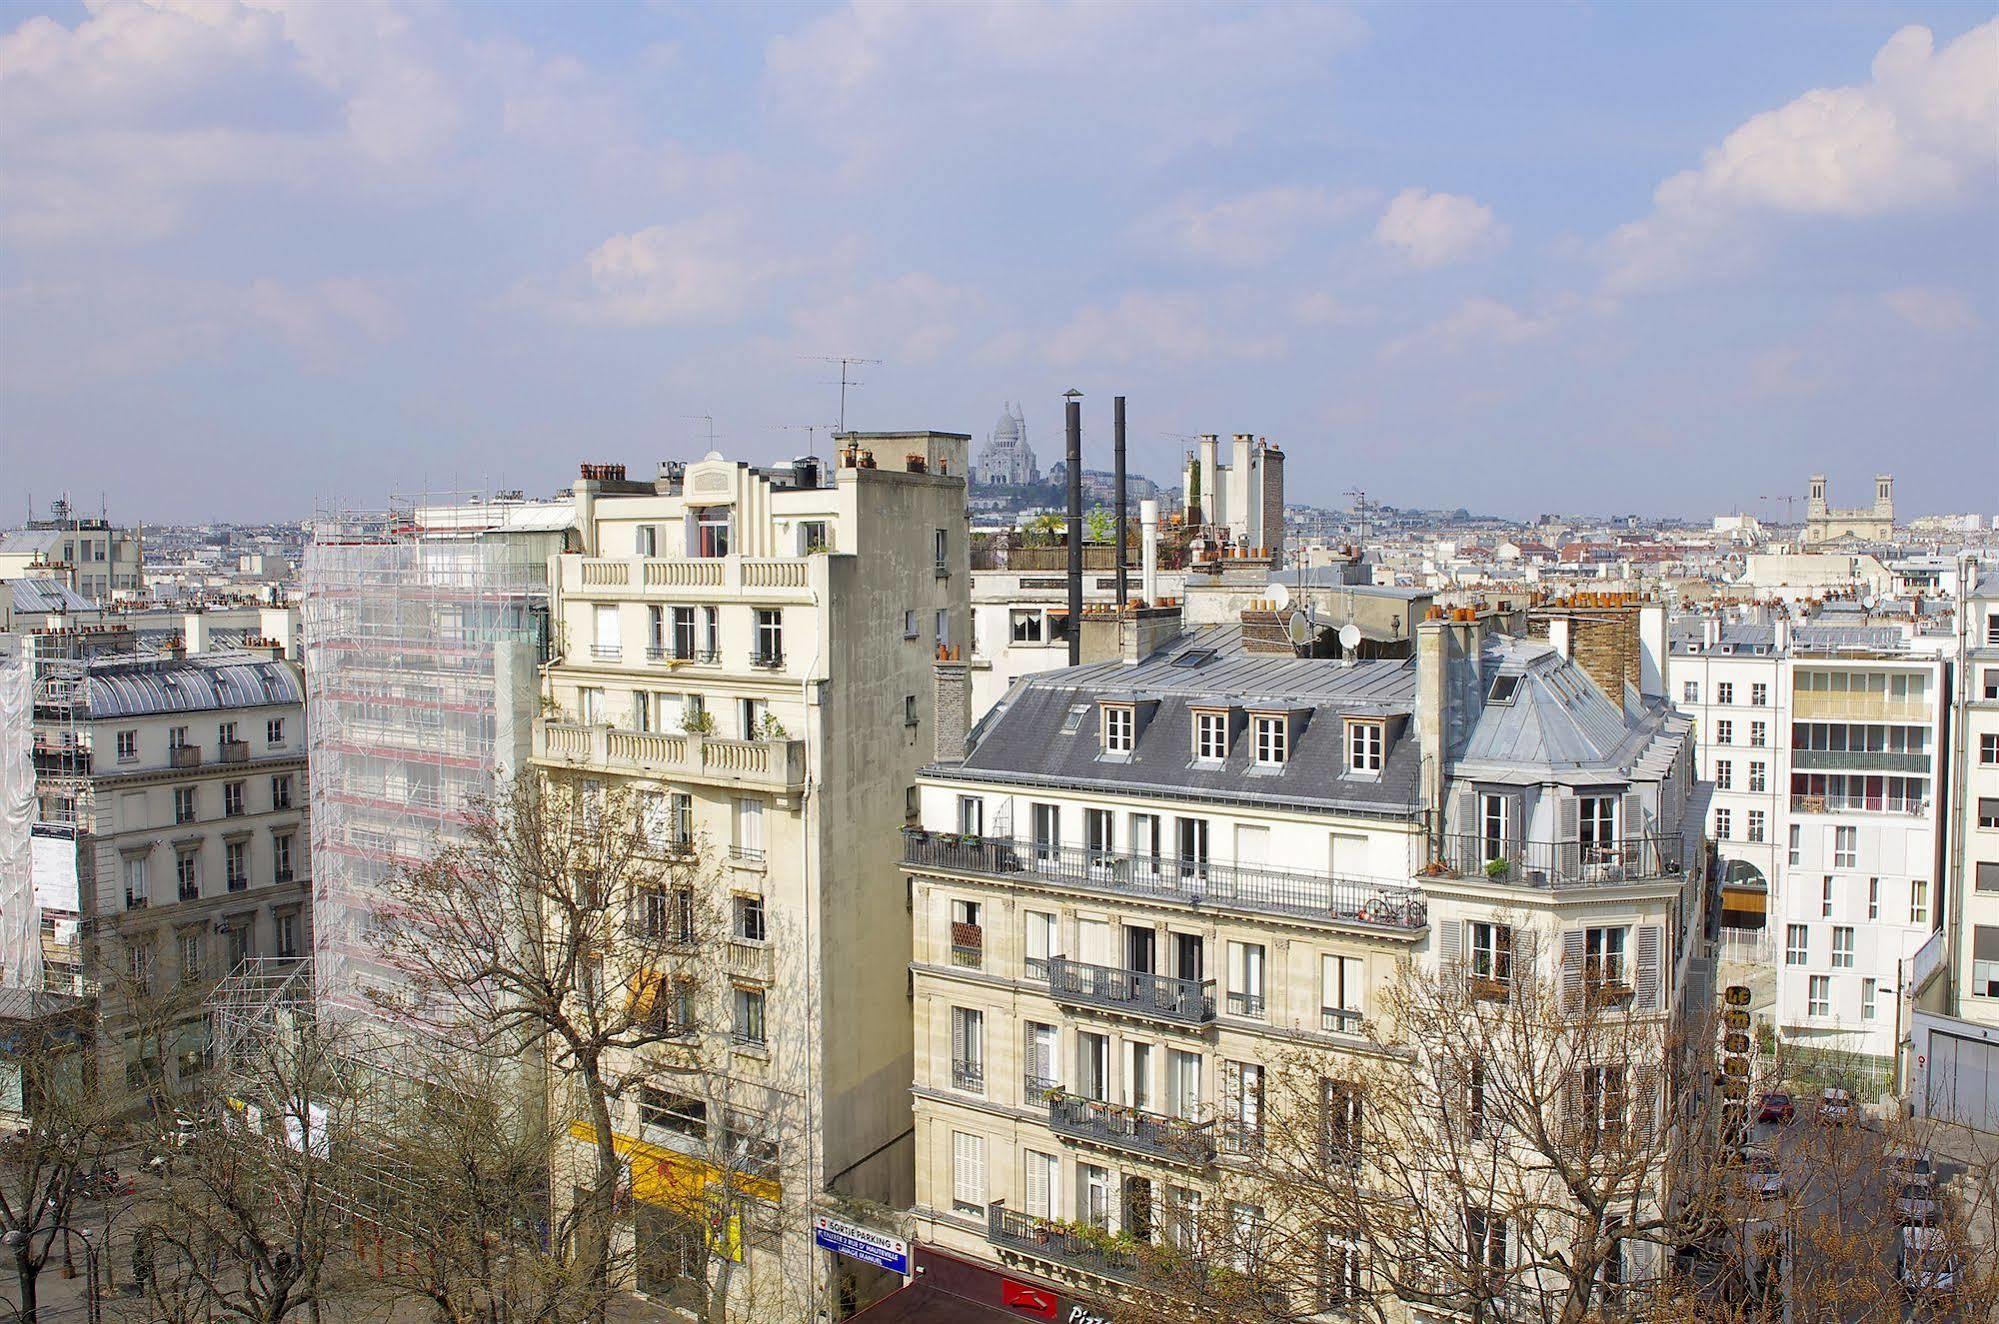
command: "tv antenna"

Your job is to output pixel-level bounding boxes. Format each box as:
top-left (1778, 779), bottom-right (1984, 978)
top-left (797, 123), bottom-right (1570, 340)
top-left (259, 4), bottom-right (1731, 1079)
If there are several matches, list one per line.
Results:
top-left (779, 423), bottom-right (837, 463)
top-left (802, 355), bottom-right (880, 434)
top-left (1758, 494), bottom-right (1800, 524)
top-left (1344, 487), bottom-right (1370, 544)
top-left (683, 414), bottom-right (717, 452)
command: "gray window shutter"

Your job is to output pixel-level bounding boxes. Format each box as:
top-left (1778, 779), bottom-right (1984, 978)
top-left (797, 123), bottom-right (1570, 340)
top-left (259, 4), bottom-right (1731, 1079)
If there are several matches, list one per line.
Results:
top-left (1452, 786), bottom-right (1477, 837)
top-left (1621, 790), bottom-right (1645, 842)
top-left (1634, 924), bottom-right (1663, 1011)
top-left (1560, 1068), bottom-right (1583, 1147)
top-left (1504, 793), bottom-right (1525, 849)
top-left (1439, 919), bottom-right (1463, 967)
top-left (1561, 929), bottom-right (1585, 1015)
top-left (951, 1008), bottom-right (966, 1063)
top-left (1510, 927), bottom-right (1536, 997)
top-left (1557, 795), bottom-right (1581, 878)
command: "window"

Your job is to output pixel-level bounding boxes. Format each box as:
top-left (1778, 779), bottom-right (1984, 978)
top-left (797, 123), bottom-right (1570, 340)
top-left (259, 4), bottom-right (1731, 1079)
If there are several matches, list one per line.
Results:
top-left (1011, 610), bottom-right (1043, 643)
top-left (1751, 683), bottom-right (1768, 707)
top-left (1978, 863), bottom-right (1999, 894)
top-left (1031, 803), bottom-right (1061, 864)
top-left (1746, 810), bottom-right (1765, 843)
top-left (951, 1007), bottom-right (985, 1094)
top-left (169, 725), bottom-right (189, 750)
top-left (116, 730), bottom-right (137, 762)
top-left (1580, 1064), bottom-right (1627, 1141)
top-left (1023, 912), bottom-right (1056, 981)
top-left (1717, 682), bottom-right (1733, 705)
top-left (177, 850), bottom-right (200, 901)
top-left (1085, 809), bottom-right (1115, 864)
top-left (1223, 1061), bottom-right (1265, 1152)
top-left (124, 855), bottom-right (148, 909)
top-left (266, 718), bottom-right (284, 746)
top-left (1831, 926), bottom-right (1854, 969)
top-left (951, 1132), bottom-right (985, 1216)
top-left (276, 912), bottom-right (299, 959)
top-left (1175, 816), bottom-right (1209, 879)
top-left (1750, 721), bottom-right (1767, 747)
top-left (1714, 808), bottom-right (1731, 840)
top-left (578, 687), bottom-right (603, 724)
top-left (1347, 720), bottom-right (1384, 774)
top-left (641, 1086), bottom-right (706, 1140)
top-left (1868, 877), bottom-right (1880, 917)
top-left (668, 607), bottom-right (695, 660)
top-left (635, 523), bottom-right (658, 557)
top-left (1579, 795), bottom-right (1616, 851)
top-left (1466, 1209), bottom-right (1509, 1277)
top-left (1984, 733), bottom-right (1999, 765)
top-left (1584, 926), bottom-right (1627, 991)
top-left (1861, 978), bottom-right (1878, 1020)
top-left (224, 781), bottom-right (245, 817)
top-left (1227, 942), bottom-right (1266, 1018)
top-left (1748, 761), bottom-right (1767, 792)
top-left (1682, 681), bottom-right (1699, 703)
top-left (934, 528), bottom-right (948, 571)
top-left (180, 931), bottom-right (202, 982)
top-left (1716, 720), bottom-right (1733, 745)
top-left (1715, 759), bottom-right (1733, 790)
top-left (1321, 1080), bottom-right (1363, 1167)
top-left (1078, 1162), bottom-right (1111, 1228)
top-left (733, 895), bottom-right (766, 943)
top-left (1981, 798), bottom-right (1999, 831)
top-left (1470, 922), bottom-right (1512, 988)
top-left (1808, 975), bottom-right (1830, 1018)
top-left (902, 610), bottom-right (918, 639)
top-left (934, 609), bottom-right (949, 646)
top-left (733, 797), bottom-right (764, 861)
top-left (956, 795), bottom-right (984, 837)
top-left (1166, 1049), bottom-right (1202, 1120)
top-left (1480, 793), bottom-right (1509, 862)
top-left (731, 987), bottom-right (766, 1047)
top-left (1024, 1150), bottom-right (1059, 1221)
top-left (174, 787), bottom-right (197, 824)
top-left (1788, 823), bottom-right (1802, 866)
top-left (1252, 715), bottom-right (1287, 767)
top-left (1834, 826), bottom-right (1857, 868)
top-left (1193, 710), bottom-right (1228, 761)
top-left (754, 610), bottom-right (783, 666)
top-left (1821, 876), bottom-right (1834, 918)
top-left (218, 721), bottom-right (238, 746)
top-left (1230, 1202), bottom-right (1268, 1273)
top-left (1911, 880), bottom-right (1929, 926)
top-left (226, 841), bottom-right (247, 891)
top-left (695, 507), bottom-right (731, 558)
top-left (1989, 613), bottom-right (1999, 646)
top-left (272, 775), bottom-right (292, 809)
top-left (1102, 706), bottom-right (1134, 753)
top-left (1323, 954), bottom-right (1365, 1032)
top-left (1786, 924), bottom-right (1808, 965)
top-left (903, 694), bottom-right (918, 726)
top-left (1974, 926), bottom-right (1999, 997)
top-left (128, 946), bottom-right (151, 994)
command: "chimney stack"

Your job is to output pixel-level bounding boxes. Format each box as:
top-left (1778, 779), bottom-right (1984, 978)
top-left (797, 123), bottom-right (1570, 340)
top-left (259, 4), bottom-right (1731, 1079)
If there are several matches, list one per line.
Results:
top-left (934, 650), bottom-right (971, 763)
top-left (1113, 396), bottom-right (1128, 618)
top-left (1065, 390), bottom-right (1083, 667)
top-left (1140, 499), bottom-right (1160, 603)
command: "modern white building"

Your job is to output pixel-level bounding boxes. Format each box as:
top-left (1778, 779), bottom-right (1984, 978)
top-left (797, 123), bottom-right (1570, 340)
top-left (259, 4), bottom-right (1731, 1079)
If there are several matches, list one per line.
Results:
top-left (1952, 563), bottom-right (1999, 1027)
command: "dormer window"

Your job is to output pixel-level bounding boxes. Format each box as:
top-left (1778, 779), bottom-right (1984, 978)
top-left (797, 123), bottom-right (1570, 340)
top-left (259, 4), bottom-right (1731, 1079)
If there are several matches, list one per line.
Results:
top-left (1252, 714), bottom-right (1287, 768)
top-left (1102, 705), bottom-right (1135, 754)
top-left (1347, 719), bottom-right (1384, 774)
top-left (1192, 709), bottom-right (1229, 762)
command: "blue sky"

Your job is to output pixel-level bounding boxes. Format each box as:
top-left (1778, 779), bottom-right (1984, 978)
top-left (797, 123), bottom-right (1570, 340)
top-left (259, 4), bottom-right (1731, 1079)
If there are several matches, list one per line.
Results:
top-left (2, 1), bottom-right (1993, 523)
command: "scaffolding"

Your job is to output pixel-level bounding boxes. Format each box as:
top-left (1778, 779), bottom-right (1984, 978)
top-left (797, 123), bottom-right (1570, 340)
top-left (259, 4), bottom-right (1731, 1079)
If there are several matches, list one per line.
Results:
top-left (0, 636), bottom-right (35, 990)
top-left (301, 507), bottom-right (563, 1019)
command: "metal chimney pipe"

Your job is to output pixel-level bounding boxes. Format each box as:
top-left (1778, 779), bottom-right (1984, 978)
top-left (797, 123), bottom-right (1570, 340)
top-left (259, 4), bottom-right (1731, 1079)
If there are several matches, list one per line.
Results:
top-left (1065, 390), bottom-right (1084, 666)
top-left (1113, 396), bottom-right (1128, 618)
top-left (1140, 499), bottom-right (1159, 603)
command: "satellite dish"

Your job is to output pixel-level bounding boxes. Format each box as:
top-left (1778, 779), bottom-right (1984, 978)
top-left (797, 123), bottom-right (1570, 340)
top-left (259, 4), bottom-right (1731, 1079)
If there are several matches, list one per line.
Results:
top-left (1267, 582), bottom-right (1291, 610)
top-left (1339, 623), bottom-right (1363, 652)
top-left (1286, 611), bottom-right (1314, 646)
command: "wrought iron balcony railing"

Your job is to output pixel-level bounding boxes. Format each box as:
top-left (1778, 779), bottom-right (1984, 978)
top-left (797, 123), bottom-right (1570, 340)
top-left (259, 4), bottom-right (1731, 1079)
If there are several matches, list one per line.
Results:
top-left (1432, 832), bottom-right (1687, 887)
top-left (987, 1202), bottom-right (1139, 1282)
top-left (904, 830), bottom-right (1425, 933)
top-left (1045, 957), bottom-right (1214, 1025)
top-left (1047, 1092), bottom-right (1215, 1165)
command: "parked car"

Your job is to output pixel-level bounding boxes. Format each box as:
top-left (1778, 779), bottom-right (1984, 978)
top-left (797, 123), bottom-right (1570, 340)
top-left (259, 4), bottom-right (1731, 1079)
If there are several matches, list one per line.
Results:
top-left (1895, 1182), bottom-right (1940, 1225)
top-left (1754, 1091), bottom-right (1794, 1125)
top-left (1897, 1226), bottom-right (1962, 1296)
top-left (1885, 1143), bottom-right (1935, 1186)
top-left (1740, 1148), bottom-right (1784, 1199)
top-left (1816, 1087), bottom-right (1855, 1125)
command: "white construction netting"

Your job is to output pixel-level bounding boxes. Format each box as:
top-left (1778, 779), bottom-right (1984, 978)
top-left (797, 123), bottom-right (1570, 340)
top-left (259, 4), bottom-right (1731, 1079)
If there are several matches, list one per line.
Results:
top-left (0, 637), bottom-right (39, 990)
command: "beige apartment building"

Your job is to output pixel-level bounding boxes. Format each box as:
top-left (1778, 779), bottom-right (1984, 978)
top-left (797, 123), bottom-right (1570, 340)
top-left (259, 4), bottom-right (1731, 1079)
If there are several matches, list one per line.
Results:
top-left (900, 605), bottom-right (1709, 1317)
top-left (531, 439), bottom-right (970, 1318)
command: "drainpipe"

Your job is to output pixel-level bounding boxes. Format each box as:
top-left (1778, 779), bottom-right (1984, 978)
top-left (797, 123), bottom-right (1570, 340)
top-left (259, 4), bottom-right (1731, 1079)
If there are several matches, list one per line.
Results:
top-left (1065, 390), bottom-right (1083, 666)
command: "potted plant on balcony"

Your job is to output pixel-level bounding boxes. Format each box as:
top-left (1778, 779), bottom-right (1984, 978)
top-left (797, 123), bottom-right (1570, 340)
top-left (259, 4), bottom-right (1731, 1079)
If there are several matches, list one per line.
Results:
top-left (757, 711), bottom-right (789, 742)
top-left (682, 708), bottom-right (716, 737)
top-left (1484, 858), bottom-right (1512, 880)
top-left (1419, 859), bottom-right (1455, 878)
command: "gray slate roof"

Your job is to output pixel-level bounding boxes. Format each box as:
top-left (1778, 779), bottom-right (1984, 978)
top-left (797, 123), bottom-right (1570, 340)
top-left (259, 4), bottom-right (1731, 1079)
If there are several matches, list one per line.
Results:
top-left (0, 529), bottom-right (62, 555)
top-left (85, 655), bottom-right (301, 719)
top-left (10, 577), bottom-right (94, 614)
top-left (950, 645), bottom-right (1422, 816)
top-left (1454, 638), bottom-right (1692, 781)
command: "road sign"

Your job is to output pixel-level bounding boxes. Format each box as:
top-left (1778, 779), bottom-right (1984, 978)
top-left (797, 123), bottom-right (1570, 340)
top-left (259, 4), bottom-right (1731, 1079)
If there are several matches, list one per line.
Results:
top-left (814, 1215), bottom-right (909, 1276)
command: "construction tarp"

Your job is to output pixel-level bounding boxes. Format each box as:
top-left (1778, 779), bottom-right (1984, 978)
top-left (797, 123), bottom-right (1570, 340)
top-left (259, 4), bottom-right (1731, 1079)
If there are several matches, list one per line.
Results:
top-left (0, 639), bottom-right (37, 990)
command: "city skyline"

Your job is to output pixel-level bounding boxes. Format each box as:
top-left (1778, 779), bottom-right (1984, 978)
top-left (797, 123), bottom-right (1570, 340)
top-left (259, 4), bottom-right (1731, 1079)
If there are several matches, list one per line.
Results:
top-left (3, 2), bottom-right (1994, 521)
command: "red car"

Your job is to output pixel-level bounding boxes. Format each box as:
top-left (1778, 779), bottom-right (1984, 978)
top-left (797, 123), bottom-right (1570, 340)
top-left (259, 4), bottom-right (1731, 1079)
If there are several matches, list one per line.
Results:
top-left (1755, 1091), bottom-right (1795, 1124)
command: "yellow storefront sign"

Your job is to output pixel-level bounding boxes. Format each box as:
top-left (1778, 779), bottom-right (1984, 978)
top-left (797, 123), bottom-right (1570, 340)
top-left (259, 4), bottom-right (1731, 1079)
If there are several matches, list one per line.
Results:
top-left (569, 1121), bottom-right (779, 1262)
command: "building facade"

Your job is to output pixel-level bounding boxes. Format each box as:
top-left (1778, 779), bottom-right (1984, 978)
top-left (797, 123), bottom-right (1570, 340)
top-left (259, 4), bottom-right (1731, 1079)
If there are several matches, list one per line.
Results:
top-left (1953, 564), bottom-right (1999, 1026)
top-left (531, 439), bottom-right (969, 1318)
top-left (1802, 473), bottom-right (1894, 546)
top-left (904, 609), bottom-right (1708, 1315)
top-left (0, 498), bottom-right (146, 603)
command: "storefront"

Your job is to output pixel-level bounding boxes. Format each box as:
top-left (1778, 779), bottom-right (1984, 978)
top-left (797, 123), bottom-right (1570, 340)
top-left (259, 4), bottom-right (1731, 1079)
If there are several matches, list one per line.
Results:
top-left (850, 1245), bottom-right (1116, 1324)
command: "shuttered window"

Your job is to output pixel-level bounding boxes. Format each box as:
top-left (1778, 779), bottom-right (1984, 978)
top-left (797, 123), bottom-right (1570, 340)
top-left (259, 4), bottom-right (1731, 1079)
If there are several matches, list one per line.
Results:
top-left (1023, 1150), bottom-right (1057, 1220)
top-left (951, 1132), bottom-right (985, 1215)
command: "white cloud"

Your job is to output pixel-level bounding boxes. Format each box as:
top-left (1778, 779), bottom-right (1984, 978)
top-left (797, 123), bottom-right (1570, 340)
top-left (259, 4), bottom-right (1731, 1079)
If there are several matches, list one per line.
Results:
top-left (1881, 285), bottom-right (1978, 335)
top-left (783, 272), bottom-right (973, 366)
top-left (1373, 188), bottom-right (1508, 268)
top-left (1134, 186), bottom-right (1375, 267)
top-left (566, 213), bottom-right (782, 326)
top-left (1603, 19), bottom-right (1999, 293)
top-left (1381, 296), bottom-right (1561, 360)
top-left (1043, 290), bottom-right (1286, 367)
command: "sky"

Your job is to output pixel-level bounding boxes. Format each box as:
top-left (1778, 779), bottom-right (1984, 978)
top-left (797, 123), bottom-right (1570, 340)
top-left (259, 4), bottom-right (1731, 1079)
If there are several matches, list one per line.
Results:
top-left (1, 1), bottom-right (1995, 524)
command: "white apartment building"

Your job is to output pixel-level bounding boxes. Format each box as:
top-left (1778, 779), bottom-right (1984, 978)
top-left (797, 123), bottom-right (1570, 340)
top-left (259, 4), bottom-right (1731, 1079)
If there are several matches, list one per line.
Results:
top-left (1953, 564), bottom-right (1999, 1026)
top-left (901, 609), bottom-right (1708, 1317)
top-left (1669, 613), bottom-right (1947, 1067)
top-left (0, 498), bottom-right (146, 603)
top-left (32, 648), bottom-right (309, 1093)
top-left (531, 439), bottom-right (969, 1318)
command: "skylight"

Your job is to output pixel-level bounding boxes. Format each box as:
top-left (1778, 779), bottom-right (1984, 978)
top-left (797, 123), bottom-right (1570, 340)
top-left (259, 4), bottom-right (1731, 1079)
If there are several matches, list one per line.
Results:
top-left (1170, 649), bottom-right (1217, 669)
top-left (1059, 703), bottom-right (1090, 735)
top-left (1487, 674), bottom-right (1521, 705)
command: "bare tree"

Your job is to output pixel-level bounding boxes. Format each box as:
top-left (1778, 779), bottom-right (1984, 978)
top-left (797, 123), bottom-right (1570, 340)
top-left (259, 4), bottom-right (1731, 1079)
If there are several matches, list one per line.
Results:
top-left (372, 771), bottom-right (721, 1315)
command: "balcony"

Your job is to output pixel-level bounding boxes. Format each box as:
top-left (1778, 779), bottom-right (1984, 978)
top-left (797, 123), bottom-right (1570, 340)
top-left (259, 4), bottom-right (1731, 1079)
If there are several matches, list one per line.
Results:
top-left (218, 740), bottom-right (250, 764)
top-left (534, 722), bottom-right (805, 794)
top-left (1321, 1007), bottom-right (1365, 1035)
top-left (724, 939), bottom-right (773, 983)
top-left (170, 746), bottom-right (201, 769)
top-left (951, 1061), bottom-right (986, 1093)
top-left (1225, 991), bottom-right (1264, 1019)
top-left (903, 830), bottom-right (1426, 935)
top-left (31, 745), bottom-right (90, 776)
top-left (559, 555), bottom-right (814, 602)
top-left (1790, 748), bottom-right (1931, 774)
top-left (1045, 957), bottom-right (1214, 1026)
top-left (987, 1202), bottom-right (1139, 1283)
top-left (1022, 1073), bottom-right (1061, 1105)
top-left (590, 644), bottom-right (623, 663)
top-left (751, 651), bottom-right (785, 671)
top-left (1432, 833), bottom-right (1687, 888)
top-left (1047, 1093), bottom-right (1215, 1166)
top-left (1790, 793), bottom-right (1928, 817)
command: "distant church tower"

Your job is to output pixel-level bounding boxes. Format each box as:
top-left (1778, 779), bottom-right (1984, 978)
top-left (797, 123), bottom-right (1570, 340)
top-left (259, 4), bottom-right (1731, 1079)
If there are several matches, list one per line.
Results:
top-left (1803, 473), bottom-right (1894, 545)
top-left (973, 403), bottom-right (1038, 486)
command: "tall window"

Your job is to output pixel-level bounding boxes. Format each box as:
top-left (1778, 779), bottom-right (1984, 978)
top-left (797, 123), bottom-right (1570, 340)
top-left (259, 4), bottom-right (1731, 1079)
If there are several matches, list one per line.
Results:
top-left (1861, 978), bottom-right (1878, 1020)
top-left (1746, 810), bottom-right (1765, 842)
top-left (177, 850), bottom-right (200, 901)
top-left (1023, 911), bottom-right (1056, 981)
top-left (734, 895), bottom-right (766, 943)
top-left (1580, 1064), bottom-right (1627, 1140)
top-left (1868, 877), bottom-right (1880, 918)
top-left (1223, 1061), bottom-right (1265, 1151)
top-left (1102, 706), bottom-right (1134, 753)
top-left (1024, 1150), bottom-right (1058, 1221)
top-left (1470, 923), bottom-right (1512, 987)
top-left (1579, 795), bottom-right (1616, 851)
top-left (224, 781), bottom-right (245, 817)
top-left (1584, 926), bottom-right (1626, 989)
top-left (225, 841), bottom-right (247, 891)
top-left (116, 730), bottom-right (137, 762)
top-left (1175, 817), bottom-right (1209, 878)
top-left (1834, 827), bottom-right (1857, 868)
top-left (1323, 954), bottom-right (1365, 1032)
top-left (1166, 1049), bottom-right (1202, 1120)
top-left (1715, 760), bottom-right (1733, 790)
top-left (754, 610), bottom-right (783, 665)
top-left (175, 787), bottom-right (197, 824)
top-left (1347, 721), bottom-right (1383, 773)
top-left (956, 795), bottom-right (984, 837)
top-left (733, 797), bottom-right (764, 860)
top-left (124, 856), bottom-right (148, 908)
top-left (1748, 761), bottom-right (1767, 792)
top-left (1193, 711), bottom-right (1228, 761)
top-left (1227, 942), bottom-right (1266, 1018)
top-left (1788, 823), bottom-right (1801, 865)
top-left (951, 1007), bottom-right (985, 1094)
top-left (696, 507), bottom-right (731, 558)
top-left (1750, 721), bottom-right (1767, 747)
top-left (1831, 926), bottom-right (1854, 968)
top-left (1031, 803), bottom-right (1061, 864)
top-left (1716, 720), bottom-right (1733, 744)
top-left (1480, 793), bottom-right (1508, 862)
top-left (1911, 880), bottom-right (1929, 926)
top-left (1252, 715), bottom-right (1287, 767)
top-left (265, 718), bottom-right (284, 745)
top-left (1714, 808), bottom-right (1731, 840)
top-left (950, 1132), bottom-right (985, 1216)
top-left (670, 607), bottom-right (696, 659)
top-left (1321, 1080), bottom-right (1363, 1167)
top-left (1717, 682), bottom-right (1734, 704)
top-left (1785, 924), bottom-right (1808, 965)
top-left (732, 987), bottom-right (766, 1046)
top-left (1807, 976), bottom-right (1830, 1017)
top-left (1466, 1209), bottom-right (1508, 1277)
top-left (273, 775), bottom-right (293, 809)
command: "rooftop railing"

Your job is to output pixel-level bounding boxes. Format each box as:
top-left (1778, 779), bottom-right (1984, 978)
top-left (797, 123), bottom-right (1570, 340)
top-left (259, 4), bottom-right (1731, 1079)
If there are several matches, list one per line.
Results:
top-left (903, 830), bottom-right (1426, 933)
top-left (1432, 832), bottom-right (1688, 888)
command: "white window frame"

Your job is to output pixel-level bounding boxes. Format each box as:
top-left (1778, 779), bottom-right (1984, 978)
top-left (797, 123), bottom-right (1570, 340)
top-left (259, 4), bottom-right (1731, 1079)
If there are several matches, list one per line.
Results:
top-left (1252, 714), bottom-right (1287, 768)
top-left (1347, 719), bottom-right (1384, 774)
top-left (1192, 709), bottom-right (1228, 762)
top-left (1102, 705), bottom-right (1135, 754)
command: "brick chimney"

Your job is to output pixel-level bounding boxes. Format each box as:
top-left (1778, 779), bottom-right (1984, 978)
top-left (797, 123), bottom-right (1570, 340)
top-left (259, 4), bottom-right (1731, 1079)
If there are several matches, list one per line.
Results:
top-left (934, 649), bottom-right (971, 763)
